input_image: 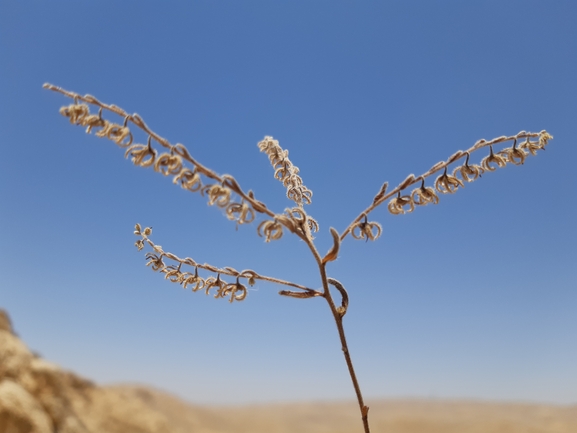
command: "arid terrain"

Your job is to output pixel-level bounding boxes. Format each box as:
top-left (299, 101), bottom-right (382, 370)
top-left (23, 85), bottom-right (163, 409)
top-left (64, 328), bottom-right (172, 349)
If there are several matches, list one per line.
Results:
top-left (1, 309), bottom-right (576, 433)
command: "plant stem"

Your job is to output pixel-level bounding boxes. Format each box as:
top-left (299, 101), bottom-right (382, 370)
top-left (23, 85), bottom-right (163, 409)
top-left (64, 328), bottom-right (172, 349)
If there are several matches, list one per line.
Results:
top-left (319, 267), bottom-right (370, 433)
top-left (333, 309), bottom-right (371, 433)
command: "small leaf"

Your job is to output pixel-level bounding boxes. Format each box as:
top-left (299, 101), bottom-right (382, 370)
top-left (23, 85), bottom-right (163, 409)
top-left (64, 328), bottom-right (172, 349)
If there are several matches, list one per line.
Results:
top-left (322, 228), bottom-right (341, 264)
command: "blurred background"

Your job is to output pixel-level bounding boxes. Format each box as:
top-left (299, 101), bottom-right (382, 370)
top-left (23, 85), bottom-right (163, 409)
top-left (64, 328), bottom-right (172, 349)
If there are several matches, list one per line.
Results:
top-left (1, 1), bottom-right (576, 407)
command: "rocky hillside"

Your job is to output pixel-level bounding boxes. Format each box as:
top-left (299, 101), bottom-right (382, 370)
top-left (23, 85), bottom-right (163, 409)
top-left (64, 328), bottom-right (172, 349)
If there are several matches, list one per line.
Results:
top-left (1, 309), bottom-right (576, 433)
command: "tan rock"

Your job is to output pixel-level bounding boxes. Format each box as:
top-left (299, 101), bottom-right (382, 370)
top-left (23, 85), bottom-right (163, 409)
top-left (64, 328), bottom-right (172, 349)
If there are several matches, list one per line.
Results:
top-left (0, 310), bottom-right (13, 334)
top-left (0, 379), bottom-right (52, 433)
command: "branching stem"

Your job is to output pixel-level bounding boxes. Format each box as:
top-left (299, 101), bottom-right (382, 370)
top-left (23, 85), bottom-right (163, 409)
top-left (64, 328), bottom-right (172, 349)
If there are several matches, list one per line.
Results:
top-left (300, 232), bottom-right (371, 432)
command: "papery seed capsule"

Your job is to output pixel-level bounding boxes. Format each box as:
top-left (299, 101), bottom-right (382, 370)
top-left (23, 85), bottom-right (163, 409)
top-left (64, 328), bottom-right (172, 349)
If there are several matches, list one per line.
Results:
top-left (481, 146), bottom-right (507, 171)
top-left (435, 169), bottom-right (464, 194)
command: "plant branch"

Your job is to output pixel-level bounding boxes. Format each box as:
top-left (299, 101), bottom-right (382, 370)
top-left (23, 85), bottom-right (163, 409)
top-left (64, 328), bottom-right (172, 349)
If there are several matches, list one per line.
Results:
top-left (299, 229), bottom-right (371, 432)
top-left (42, 83), bottom-right (299, 232)
top-left (340, 130), bottom-right (547, 241)
top-left (139, 232), bottom-right (319, 294)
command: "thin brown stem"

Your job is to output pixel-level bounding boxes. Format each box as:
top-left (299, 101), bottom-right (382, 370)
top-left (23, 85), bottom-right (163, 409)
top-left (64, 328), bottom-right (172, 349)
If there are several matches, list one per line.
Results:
top-left (321, 266), bottom-right (370, 433)
top-left (334, 311), bottom-right (370, 433)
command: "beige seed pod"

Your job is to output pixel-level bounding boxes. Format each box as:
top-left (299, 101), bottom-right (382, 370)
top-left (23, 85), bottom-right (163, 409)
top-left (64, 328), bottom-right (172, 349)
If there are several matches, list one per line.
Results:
top-left (162, 265), bottom-right (183, 283)
top-left (181, 268), bottom-right (205, 292)
top-left (481, 146), bottom-right (507, 171)
top-left (80, 109), bottom-right (107, 133)
top-left (221, 279), bottom-right (248, 302)
top-left (257, 219), bottom-right (283, 242)
top-left (500, 140), bottom-right (527, 165)
top-left (453, 153), bottom-right (484, 182)
top-left (226, 201), bottom-right (255, 225)
top-left (435, 168), bottom-right (464, 194)
top-left (204, 184), bottom-right (231, 207)
top-left (388, 193), bottom-right (415, 215)
top-left (145, 253), bottom-right (165, 271)
top-left (173, 168), bottom-right (203, 192)
top-left (351, 216), bottom-right (382, 242)
top-left (154, 153), bottom-right (183, 176)
top-left (125, 142), bottom-right (157, 167)
top-left (539, 131), bottom-right (553, 146)
top-left (59, 103), bottom-right (90, 124)
top-left (205, 274), bottom-right (227, 297)
top-left (411, 180), bottom-right (439, 206)
top-left (94, 121), bottom-right (132, 147)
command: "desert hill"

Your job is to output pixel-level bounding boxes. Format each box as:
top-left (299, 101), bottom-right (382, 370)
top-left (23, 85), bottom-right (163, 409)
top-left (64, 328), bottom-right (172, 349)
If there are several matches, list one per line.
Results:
top-left (1, 309), bottom-right (576, 433)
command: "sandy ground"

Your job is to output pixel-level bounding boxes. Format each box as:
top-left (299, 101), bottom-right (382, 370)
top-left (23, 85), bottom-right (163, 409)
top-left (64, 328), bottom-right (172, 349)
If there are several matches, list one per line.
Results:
top-left (106, 385), bottom-right (577, 433)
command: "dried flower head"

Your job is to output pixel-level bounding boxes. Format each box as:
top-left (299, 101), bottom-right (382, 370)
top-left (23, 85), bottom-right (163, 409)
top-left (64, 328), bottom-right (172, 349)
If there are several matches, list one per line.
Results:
top-left (481, 146), bottom-right (507, 171)
top-left (220, 279), bottom-right (248, 302)
top-left (453, 153), bottom-right (484, 182)
top-left (135, 239), bottom-right (145, 251)
top-left (286, 207), bottom-right (319, 236)
top-left (145, 253), bottom-right (165, 271)
top-left (411, 180), bottom-right (439, 206)
top-left (287, 184), bottom-right (313, 205)
top-left (388, 192), bottom-right (415, 215)
top-left (226, 201), bottom-right (255, 225)
top-left (173, 168), bottom-right (203, 192)
top-left (81, 112), bottom-right (107, 134)
top-left (519, 137), bottom-right (542, 156)
top-left (154, 153), bottom-right (183, 175)
top-left (257, 219), bottom-right (283, 242)
top-left (125, 142), bottom-right (156, 167)
top-left (435, 167), bottom-right (464, 194)
top-left (539, 131), bottom-right (553, 146)
top-left (519, 131), bottom-right (554, 156)
top-left (95, 122), bottom-right (133, 147)
top-left (258, 136), bottom-right (312, 206)
top-left (203, 184), bottom-right (231, 207)
top-left (351, 215), bottom-right (382, 241)
top-left (60, 103), bottom-right (89, 124)
top-left (500, 140), bottom-right (527, 166)
top-left (181, 268), bottom-right (206, 292)
top-left (204, 274), bottom-right (226, 297)
top-left (162, 264), bottom-right (183, 283)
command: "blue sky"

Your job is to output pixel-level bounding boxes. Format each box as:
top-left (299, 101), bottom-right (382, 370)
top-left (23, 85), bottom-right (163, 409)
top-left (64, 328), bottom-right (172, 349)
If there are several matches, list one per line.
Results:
top-left (1, 1), bottom-right (576, 405)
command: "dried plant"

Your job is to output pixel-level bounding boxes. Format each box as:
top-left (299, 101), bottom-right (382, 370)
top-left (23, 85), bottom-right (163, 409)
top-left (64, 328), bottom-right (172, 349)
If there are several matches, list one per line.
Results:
top-left (44, 83), bottom-right (554, 433)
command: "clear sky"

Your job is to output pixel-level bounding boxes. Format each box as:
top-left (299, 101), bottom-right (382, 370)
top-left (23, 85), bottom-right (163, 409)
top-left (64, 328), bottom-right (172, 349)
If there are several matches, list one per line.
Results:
top-left (1, 1), bottom-right (576, 406)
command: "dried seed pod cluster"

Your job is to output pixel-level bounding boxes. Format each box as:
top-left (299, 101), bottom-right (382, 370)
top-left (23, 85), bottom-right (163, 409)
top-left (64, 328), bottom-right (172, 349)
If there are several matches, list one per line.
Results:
top-left (55, 91), bottom-right (273, 234)
top-left (258, 136), bottom-right (313, 206)
top-left (257, 219), bottom-right (284, 242)
top-left (351, 215), bottom-right (382, 242)
top-left (49, 85), bottom-right (329, 247)
top-left (135, 224), bottom-right (258, 302)
top-left (383, 132), bottom-right (553, 217)
top-left (60, 103), bottom-right (133, 147)
top-left (133, 224), bottom-right (318, 302)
